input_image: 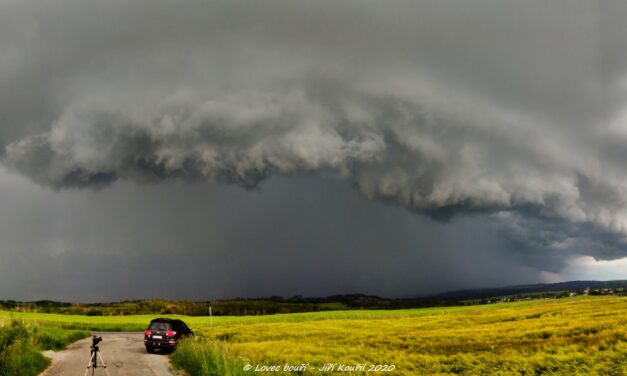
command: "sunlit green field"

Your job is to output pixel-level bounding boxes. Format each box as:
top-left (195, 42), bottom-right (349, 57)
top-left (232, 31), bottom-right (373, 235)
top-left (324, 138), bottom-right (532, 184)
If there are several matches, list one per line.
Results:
top-left (3, 296), bottom-right (627, 375)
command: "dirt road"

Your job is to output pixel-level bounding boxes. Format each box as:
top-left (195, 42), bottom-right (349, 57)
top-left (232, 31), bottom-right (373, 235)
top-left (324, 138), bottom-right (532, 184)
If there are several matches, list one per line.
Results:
top-left (40, 332), bottom-right (186, 376)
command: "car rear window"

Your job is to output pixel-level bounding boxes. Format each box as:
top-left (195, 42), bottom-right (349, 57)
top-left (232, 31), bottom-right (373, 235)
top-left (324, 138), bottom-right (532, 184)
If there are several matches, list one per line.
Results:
top-left (149, 321), bottom-right (172, 332)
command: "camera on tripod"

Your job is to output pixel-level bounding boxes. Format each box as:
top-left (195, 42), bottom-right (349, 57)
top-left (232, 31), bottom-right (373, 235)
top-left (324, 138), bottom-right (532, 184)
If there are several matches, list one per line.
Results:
top-left (85, 336), bottom-right (109, 376)
top-left (91, 336), bottom-right (102, 347)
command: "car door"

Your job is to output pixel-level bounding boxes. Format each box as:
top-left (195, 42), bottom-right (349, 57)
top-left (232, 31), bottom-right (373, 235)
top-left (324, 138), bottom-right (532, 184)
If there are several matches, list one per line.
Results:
top-left (176, 320), bottom-right (191, 337)
top-left (182, 321), bottom-right (193, 336)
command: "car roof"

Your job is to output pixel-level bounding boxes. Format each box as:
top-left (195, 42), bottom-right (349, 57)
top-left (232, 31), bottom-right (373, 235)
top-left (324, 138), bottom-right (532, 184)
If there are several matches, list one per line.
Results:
top-left (150, 318), bottom-right (186, 323)
top-left (150, 318), bottom-right (175, 323)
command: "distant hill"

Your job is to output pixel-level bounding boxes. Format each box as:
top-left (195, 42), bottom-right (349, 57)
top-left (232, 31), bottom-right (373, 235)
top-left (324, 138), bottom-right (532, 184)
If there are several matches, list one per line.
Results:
top-left (0, 294), bottom-right (454, 316)
top-left (1, 280), bottom-right (625, 316)
top-left (430, 280), bottom-right (627, 300)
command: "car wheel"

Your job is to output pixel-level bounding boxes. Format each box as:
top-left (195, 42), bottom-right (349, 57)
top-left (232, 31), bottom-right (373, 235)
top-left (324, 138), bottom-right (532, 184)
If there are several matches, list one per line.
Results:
top-left (146, 346), bottom-right (155, 353)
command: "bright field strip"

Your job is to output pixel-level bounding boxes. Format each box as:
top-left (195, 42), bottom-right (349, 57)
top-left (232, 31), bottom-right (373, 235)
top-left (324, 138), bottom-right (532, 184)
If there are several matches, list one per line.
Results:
top-left (2, 296), bottom-right (627, 375)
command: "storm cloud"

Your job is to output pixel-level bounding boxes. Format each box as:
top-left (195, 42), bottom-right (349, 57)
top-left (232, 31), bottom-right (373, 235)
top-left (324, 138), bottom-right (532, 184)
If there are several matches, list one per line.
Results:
top-left (1, 0), bottom-right (626, 299)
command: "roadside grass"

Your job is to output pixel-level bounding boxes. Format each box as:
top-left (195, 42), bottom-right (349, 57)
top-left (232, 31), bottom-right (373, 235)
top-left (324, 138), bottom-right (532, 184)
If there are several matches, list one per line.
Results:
top-left (171, 338), bottom-right (248, 376)
top-left (0, 320), bottom-right (89, 376)
top-left (30, 325), bottom-right (91, 351)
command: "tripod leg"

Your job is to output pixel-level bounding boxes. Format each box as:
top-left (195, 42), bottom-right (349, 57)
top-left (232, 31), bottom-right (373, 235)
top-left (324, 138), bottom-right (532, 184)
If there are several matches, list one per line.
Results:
top-left (84, 352), bottom-right (95, 376)
top-left (97, 351), bottom-right (111, 376)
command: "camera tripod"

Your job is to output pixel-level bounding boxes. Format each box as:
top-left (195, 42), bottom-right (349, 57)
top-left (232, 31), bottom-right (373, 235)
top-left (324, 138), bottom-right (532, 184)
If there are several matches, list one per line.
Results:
top-left (84, 336), bottom-right (111, 376)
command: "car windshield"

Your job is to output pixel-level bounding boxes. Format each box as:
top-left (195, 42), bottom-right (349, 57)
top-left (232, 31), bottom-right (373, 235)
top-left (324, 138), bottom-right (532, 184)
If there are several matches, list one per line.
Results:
top-left (149, 321), bottom-right (172, 332)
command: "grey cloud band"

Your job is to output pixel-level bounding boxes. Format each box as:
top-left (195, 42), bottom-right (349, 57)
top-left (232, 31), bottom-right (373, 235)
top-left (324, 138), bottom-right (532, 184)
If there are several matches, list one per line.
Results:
top-left (3, 0), bottom-right (627, 263)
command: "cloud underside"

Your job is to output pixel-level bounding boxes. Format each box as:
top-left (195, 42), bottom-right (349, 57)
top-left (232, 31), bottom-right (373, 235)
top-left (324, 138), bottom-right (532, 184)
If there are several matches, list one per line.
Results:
top-left (3, 0), bottom-right (627, 264)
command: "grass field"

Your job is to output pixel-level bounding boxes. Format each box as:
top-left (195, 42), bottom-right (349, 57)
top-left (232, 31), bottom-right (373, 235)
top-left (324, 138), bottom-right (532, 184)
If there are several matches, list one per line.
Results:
top-left (0, 320), bottom-right (89, 376)
top-left (2, 296), bottom-right (626, 375)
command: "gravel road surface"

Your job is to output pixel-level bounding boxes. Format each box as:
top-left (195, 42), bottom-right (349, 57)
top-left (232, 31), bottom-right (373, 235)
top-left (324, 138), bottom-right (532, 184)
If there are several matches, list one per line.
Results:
top-left (39, 332), bottom-right (186, 376)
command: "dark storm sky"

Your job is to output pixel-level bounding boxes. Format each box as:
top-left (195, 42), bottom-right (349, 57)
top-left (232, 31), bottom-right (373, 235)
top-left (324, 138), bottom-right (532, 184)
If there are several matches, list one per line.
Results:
top-left (1, 0), bottom-right (627, 301)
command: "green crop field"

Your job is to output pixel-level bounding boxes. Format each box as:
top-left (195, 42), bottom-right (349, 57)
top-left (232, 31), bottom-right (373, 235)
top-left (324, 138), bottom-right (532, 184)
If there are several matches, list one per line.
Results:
top-left (2, 296), bottom-right (626, 375)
